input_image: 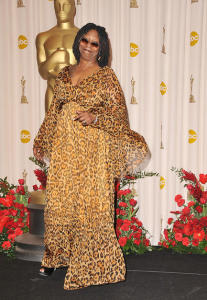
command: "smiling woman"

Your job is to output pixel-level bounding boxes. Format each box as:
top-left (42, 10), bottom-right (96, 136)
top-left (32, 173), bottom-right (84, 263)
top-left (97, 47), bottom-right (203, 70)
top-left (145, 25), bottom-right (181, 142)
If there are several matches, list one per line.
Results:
top-left (33, 23), bottom-right (150, 290)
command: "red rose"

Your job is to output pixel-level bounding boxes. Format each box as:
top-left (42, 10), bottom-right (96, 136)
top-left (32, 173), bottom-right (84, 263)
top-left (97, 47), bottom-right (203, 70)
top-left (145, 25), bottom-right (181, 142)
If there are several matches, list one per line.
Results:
top-left (8, 233), bottom-right (16, 242)
top-left (120, 210), bottom-right (126, 216)
top-left (14, 228), bottom-right (23, 236)
top-left (170, 240), bottom-right (176, 247)
top-left (183, 224), bottom-right (193, 236)
top-left (129, 199), bottom-right (137, 207)
top-left (182, 169), bottom-right (197, 182)
top-left (18, 179), bottom-right (24, 185)
top-left (182, 237), bottom-right (190, 246)
top-left (136, 220), bottom-right (143, 227)
top-left (182, 207), bottom-right (190, 216)
top-left (143, 239), bottom-right (150, 246)
top-left (116, 218), bottom-right (123, 227)
top-left (199, 174), bottom-right (207, 184)
top-left (175, 195), bottom-right (182, 202)
top-left (134, 239), bottom-right (141, 246)
top-left (131, 225), bottom-right (138, 231)
top-left (119, 202), bottom-right (128, 208)
top-left (33, 185), bottom-right (38, 191)
top-left (164, 229), bottom-right (169, 240)
top-left (177, 199), bottom-right (185, 207)
top-left (2, 241), bottom-right (12, 249)
top-left (200, 198), bottom-right (207, 204)
top-left (193, 230), bottom-right (205, 242)
top-left (120, 224), bottom-right (130, 231)
top-left (188, 201), bottom-right (195, 208)
top-left (168, 218), bottom-right (173, 225)
top-left (175, 233), bottom-right (183, 241)
top-left (195, 206), bottom-right (203, 213)
top-left (0, 216), bottom-right (10, 233)
top-left (118, 236), bottom-right (128, 247)
top-left (123, 219), bottom-right (131, 225)
top-left (192, 239), bottom-right (199, 246)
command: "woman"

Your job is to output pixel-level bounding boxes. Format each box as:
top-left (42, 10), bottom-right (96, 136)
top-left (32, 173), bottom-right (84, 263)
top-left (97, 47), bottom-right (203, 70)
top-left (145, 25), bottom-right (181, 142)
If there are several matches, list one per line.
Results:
top-left (33, 23), bottom-right (150, 290)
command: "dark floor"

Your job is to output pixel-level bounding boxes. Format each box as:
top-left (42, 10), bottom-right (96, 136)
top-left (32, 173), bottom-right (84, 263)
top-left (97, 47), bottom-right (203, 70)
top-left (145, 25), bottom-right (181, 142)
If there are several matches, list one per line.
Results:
top-left (1, 251), bottom-right (207, 300)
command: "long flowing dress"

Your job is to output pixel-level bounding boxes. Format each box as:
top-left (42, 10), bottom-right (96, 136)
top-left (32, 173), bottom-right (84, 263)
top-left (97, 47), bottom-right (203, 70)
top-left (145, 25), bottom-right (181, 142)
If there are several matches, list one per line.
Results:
top-left (34, 66), bottom-right (150, 290)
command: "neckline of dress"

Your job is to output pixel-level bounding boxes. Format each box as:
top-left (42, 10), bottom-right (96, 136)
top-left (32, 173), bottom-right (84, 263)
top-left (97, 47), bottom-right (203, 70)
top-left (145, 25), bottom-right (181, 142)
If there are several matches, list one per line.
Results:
top-left (68, 65), bottom-right (108, 87)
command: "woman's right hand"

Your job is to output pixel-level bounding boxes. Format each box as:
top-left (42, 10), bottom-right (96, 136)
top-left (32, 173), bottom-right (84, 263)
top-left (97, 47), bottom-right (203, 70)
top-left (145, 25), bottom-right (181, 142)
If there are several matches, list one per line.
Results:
top-left (33, 147), bottom-right (44, 162)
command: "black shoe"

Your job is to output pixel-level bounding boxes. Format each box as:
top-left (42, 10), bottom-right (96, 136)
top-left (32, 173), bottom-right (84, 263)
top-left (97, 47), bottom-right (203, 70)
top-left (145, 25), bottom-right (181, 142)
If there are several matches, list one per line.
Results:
top-left (39, 267), bottom-right (55, 277)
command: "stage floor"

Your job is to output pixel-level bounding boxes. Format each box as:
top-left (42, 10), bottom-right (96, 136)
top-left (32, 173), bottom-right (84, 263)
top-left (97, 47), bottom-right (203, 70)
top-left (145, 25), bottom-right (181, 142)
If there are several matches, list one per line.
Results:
top-left (1, 251), bottom-right (207, 300)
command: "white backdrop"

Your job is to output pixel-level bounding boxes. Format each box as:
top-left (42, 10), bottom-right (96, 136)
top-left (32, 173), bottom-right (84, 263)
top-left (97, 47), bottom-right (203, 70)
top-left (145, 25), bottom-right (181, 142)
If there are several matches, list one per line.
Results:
top-left (0, 0), bottom-right (207, 244)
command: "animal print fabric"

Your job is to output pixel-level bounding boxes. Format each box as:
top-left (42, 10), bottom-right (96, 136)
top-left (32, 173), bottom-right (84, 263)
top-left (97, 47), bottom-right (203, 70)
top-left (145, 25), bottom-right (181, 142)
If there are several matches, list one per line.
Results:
top-left (34, 66), bottom-right (150, 290)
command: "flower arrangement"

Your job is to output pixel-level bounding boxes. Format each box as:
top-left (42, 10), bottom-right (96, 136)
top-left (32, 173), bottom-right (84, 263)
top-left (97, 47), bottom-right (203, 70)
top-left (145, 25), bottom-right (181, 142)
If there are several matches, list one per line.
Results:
top-left (0, 178), bottom-right (30, 257)
top-left (116, 171), bottom-right (159, 254)
top-left (160, 168), bottom-right (207, 254)
top-left (29, 156), bottom-right (48, 191)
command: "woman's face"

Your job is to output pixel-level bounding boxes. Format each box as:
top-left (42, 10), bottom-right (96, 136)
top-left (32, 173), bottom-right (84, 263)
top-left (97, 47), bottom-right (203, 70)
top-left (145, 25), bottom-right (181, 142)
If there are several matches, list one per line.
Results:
top-left (79, 30), bottom-right (100, 63)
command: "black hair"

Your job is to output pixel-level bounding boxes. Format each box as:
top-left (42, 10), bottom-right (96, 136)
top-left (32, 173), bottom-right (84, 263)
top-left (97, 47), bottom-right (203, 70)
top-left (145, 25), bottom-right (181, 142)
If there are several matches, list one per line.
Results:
top-left (72, 23), bottom-right (110, 67)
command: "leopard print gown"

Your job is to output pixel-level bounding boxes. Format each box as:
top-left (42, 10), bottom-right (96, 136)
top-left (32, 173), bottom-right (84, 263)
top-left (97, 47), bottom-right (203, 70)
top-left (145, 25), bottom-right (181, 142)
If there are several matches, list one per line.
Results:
top-left (34, 66), bottom-right (150, 290)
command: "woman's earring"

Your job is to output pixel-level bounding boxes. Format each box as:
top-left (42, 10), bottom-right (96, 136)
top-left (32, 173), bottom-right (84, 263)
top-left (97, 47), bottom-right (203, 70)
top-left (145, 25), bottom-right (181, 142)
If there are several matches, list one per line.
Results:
top-left (98, 56), bottom-right (101, 61)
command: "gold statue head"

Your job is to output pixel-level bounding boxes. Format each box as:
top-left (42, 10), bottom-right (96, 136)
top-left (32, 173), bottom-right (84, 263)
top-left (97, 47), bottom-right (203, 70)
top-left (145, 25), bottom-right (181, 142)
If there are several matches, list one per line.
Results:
top-left (54, 0), bottom-right (76, 24)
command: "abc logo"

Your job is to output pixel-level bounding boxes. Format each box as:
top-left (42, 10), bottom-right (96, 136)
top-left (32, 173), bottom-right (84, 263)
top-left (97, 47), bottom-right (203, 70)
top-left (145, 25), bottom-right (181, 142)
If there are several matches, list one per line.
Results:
top-left (130, 43), bottom-right (139, 57)
top-left (20, 130), bottom-right (31, 143)
top-left (160, 176), bottom-right (165, 189)
top-left (18, 35), bottom-right (28, 49)
top-left (160, 81), bottom-right (167, 95)
top-left (188, 129), bottom-right (197, 144)
top-left (190, 32), bottom-right (199, 46)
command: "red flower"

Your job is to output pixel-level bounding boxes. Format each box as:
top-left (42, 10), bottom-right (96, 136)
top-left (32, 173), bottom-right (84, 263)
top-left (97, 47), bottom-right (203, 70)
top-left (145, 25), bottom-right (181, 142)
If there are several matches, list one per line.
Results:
top-left (33, 185), bottom-right (38, 191)
top-left (116, 208), bottom-right (120, 215)
top-left (175, 233), bottom-right (183, 241)
top-left (168, 218), bottom-right (173, 225)
top-left (164, 229), bottom-right (169, 240)
top-left (34, 169), bottom-right (47, 187)
top-left (14, 228), bottom-right (23, 236)
top-left (143, 239), bottom-right (150, 246)
top-left (131, 225), bottom-right (138, 231)
top-left (182, 169), bottom-right (197, 183)
top-left (183, 224), bottom-right (193, 236)
top-left (129, 199), bottom-right (137, 207)
top-left (116, 228), bottom-right (121, 238)
top-left (182, 237), bottom-right (190, 246)
top-left (2, 241), bottom-right (11, 250)
top-left (116, 218), bottom-right (123, 227)
top-left (177, 199), bottom-right (185, 207)
top-left (16, 185), bottom-right (25, 195)
top-left (131, 217), bottom-right (138, 223)
top-left (125, 175), bottom-right (136, 180)
top-left (8, 233), bottom-right (16, 242)
top-left (200, 198), bottom-right (207, 204)
top-left (205, 246), bottom-right (207, 252)
top-left (120, 224), bottom-right (130, 231)
top-left (175, 195), bottom-right (182, 202)
top-left (115, 181), bottom-right (120, 192)
top-left (193, 230), bottom-right (205, 242)
top-left (18, 179), bottom-right (24, 186)
top-left (123, 219), bottom-right (131, 225)
top-left (0, 216), bottom-right (10, 233)
top-left (192, 239), bottom-right (199, 246)
top-left (182, 207), bottom-right (190, 216)
top-left (120, 210), bottom-right (126, 216)
top-left (199, 174), bottom-right (207, 184)
top-left (118, 236), bottom-right (128, 247)
top-left (195, 206), bottom-right (203, 213)
top-left (119, 201), bottom-right (128, 208)
top-left (134, 239), bottom-right (141, 246)
top-left (188, 201), bottom-right (195, 208)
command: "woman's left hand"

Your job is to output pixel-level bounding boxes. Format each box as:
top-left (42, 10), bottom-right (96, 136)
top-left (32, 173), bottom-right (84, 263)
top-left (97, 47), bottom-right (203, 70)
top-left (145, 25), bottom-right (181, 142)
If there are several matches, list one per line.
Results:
top-left (74, 111), bottom-right (96, 126)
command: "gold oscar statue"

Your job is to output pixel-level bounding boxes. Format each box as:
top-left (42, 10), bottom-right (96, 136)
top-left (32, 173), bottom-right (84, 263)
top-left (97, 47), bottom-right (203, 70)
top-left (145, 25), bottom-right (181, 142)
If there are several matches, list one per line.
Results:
top-left (77, 0), bottom-right (82, 4)
top-left (17, 0), bottom-right (25, 8)
top-left (36, 0), bottom-right (79, 112)
top-left (191, 0), bottom-right (198, 3)
top-left (130, 0), bottom-right (138, 8)
top-left (161, 26), bottom-right (166, 54)
top-left (189, 74), bottom-right (196, 103)
top-left (131, 77), bottom-right (138, 104)
top-left (21, 76), bottom-right (28, 104)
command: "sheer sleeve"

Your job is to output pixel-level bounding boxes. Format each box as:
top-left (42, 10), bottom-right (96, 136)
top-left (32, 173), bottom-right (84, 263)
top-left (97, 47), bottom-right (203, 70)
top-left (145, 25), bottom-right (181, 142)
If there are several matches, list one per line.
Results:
top-left (91, 68), bottom-right (151, 176)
